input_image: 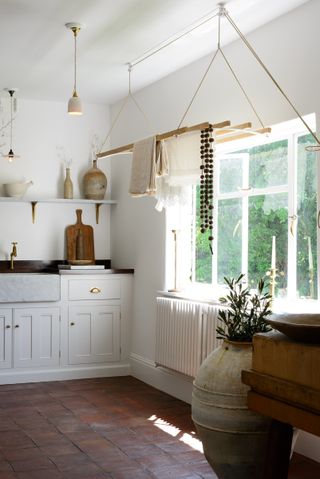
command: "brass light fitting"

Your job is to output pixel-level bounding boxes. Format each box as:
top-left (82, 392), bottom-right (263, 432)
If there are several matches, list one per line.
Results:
top-left (65, 22), bottom-right (84, 115)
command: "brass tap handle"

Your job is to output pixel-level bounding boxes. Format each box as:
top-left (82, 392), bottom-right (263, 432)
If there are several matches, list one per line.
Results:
top-left (10, 242), bottom-right (18, 270)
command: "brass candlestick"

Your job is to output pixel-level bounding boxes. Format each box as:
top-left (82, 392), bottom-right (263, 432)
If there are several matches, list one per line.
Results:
top-left (309, 267), bottom-right (315, 299)
top-left (268, 268), bottom-right (278, 302)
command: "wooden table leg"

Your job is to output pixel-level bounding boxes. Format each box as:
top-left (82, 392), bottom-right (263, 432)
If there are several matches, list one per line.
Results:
top-left (263, 419), bottom-right (293, 479)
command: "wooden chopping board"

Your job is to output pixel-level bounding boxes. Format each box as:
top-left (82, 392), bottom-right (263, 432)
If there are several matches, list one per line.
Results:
top-left (66, 209), bottom-right (95, 264)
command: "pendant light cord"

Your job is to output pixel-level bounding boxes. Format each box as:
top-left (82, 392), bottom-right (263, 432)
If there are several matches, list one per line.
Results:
top-left (9, 92), bottom-right (13, 149)
top-left (73, 30), bottom-right (78, 94)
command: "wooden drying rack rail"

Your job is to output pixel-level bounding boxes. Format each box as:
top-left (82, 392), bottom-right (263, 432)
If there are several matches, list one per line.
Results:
top-left (97, 120), bottom-right (272, 159)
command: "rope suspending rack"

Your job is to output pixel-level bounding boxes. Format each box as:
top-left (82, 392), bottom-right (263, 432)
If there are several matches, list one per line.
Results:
top-left (97, 3), bottom-right (319, 160)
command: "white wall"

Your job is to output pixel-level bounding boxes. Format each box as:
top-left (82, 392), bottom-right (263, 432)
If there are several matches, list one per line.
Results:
top-left (0, 98), bottom-right (110, 261)
top-left (109, 0), bottom-right (320, 461)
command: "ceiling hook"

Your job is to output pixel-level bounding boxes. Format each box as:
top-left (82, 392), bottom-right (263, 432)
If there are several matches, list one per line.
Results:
top-left (217, 3), bottom-right (227, 17)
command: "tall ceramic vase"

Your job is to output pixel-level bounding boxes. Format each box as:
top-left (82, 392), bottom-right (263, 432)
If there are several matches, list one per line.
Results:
top-left (83, 159), bottom-right (107, 200)
top-left (64, 167), bottom-right (73, 199)
top-left (192, 341), bottom-right (270, 479)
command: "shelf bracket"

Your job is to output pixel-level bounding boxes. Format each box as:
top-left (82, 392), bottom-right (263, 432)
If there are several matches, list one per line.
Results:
top-left (31, 201), bottom-right (38, 223)
top-left (95, 203), bottom-right (102, 224)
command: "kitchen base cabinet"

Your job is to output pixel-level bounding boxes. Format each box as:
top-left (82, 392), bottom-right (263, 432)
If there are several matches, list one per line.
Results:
top-left (0, 273), bottom-right (133, 384)
top-left (69, 304), bottom-right (120, 364)
top-left (0, 307), bottom-right (60, 370)
top-left (0, 309), bottom-right (12, 369)
top-left (13, 307), bottom-right (60, 368)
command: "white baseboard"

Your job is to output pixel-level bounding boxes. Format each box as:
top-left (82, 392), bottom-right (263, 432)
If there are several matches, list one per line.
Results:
top-left (0, 363), bottom-right (131, 384)
top-left (129, 352), bottom-right (193, 404)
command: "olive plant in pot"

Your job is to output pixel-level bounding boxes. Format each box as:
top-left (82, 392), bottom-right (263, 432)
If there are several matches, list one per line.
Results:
top-left (192, 274), bottom-right (272, 479)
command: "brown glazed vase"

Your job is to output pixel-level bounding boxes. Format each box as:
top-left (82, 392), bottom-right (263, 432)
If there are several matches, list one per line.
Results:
top-left (83, 159), bottom-right (107, 200)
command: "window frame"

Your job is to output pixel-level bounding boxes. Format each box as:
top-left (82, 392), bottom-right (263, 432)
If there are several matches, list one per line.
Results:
top-left (190, 115), bottom-right (318, 301)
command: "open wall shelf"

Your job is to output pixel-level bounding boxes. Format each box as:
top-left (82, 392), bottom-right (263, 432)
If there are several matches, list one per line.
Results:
top-left (0, 197), bottom-right (117, 224)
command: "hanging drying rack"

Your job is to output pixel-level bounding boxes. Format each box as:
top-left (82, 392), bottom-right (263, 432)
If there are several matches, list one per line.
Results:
top-left (97, 121), bottom-right (271, 159)
top-left (97, 4), bottom-right (319, 160)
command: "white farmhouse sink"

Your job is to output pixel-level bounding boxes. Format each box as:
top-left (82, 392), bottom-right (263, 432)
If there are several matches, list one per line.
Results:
top-left (0, 274), bottom-right (60, 302)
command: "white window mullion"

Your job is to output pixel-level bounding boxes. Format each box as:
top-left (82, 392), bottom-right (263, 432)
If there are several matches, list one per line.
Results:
top-left (287, 134), bottom-right (297, 299)
top-left (212, 157), bottom-right (220, 285)
top-left (242, 195), bottom-right (249, 281)
top-left (191, 186), bottom-right (197, 283)
top-left (317, 129), bottom-right (320, 298)
top-left (242, 154), bottom-right (249, 281)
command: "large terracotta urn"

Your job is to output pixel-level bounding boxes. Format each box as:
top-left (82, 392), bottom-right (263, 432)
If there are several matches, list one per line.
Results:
top-left (192, 341), bottom-right (270, 479)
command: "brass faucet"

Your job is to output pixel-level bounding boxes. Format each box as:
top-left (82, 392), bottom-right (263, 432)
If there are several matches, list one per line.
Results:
top-left (10, 242), bottom-right (17, 270)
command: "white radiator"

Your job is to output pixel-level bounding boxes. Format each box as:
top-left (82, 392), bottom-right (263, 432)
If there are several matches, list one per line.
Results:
top-left (155, 297), bottom-right (222, 378)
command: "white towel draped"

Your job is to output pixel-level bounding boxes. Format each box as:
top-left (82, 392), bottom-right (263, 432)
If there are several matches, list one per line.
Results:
top-left (155, 131), bottom-right (201, 210)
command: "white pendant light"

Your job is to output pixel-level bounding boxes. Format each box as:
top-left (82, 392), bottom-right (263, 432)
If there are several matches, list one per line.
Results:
top-left (66, 22), bottom-right (84, 115)
top-left (3, 88), bottom-right (20, 162)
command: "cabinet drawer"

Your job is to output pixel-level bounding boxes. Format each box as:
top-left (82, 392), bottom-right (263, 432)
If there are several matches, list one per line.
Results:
top-left (68, 279), bottom-right (120, 300)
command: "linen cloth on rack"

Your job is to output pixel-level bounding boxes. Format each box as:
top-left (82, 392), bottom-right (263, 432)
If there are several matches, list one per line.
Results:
top-left (155, 130), bottom-right (201, 211)
top-left (129, 136), bottom-right (168, 196)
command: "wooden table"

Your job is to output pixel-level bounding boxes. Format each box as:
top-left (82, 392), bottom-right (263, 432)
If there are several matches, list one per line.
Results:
top-left (242, 331), bottom-right (320, 479)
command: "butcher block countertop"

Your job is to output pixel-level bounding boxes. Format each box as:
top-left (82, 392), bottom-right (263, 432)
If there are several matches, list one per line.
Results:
top-left (0, 260), bottom-right (134, 275)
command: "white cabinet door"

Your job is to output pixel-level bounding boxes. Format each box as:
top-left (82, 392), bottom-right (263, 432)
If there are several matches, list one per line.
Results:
top-left (0, 309), bottom-right (12, 369)
top-left (69, 305), bottom-right (120, 365)
top-left (13, 307), bottom-right (60, 368)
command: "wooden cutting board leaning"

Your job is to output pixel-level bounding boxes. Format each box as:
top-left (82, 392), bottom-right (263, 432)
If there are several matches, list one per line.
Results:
top-left (66, 209), bottom-right (95, 264)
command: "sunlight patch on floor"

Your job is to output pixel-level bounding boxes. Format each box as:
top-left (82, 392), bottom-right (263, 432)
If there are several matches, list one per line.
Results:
top-left (148, 414), bottom-right (204, 452)
top-left (148, 415), bottom-right (180, 437)
top-left (180, 432), bottom-right (204, 452)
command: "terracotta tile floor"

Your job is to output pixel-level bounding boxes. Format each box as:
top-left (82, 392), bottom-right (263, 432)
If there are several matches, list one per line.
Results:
top-left (0, 376), bottom-right (317, 478)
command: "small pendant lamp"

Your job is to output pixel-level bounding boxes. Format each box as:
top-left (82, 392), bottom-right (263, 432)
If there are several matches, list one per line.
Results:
top-left (65, 22), bottom-right (84, 115)
top-left (3, 88), bottom-right (20, 162)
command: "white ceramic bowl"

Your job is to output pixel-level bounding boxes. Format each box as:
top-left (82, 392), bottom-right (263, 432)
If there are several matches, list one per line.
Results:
top-left (3, 181), bottom-right (33, 198)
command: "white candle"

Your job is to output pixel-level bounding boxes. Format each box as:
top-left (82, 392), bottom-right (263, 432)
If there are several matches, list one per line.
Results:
top-left (308, 236), bottom-right (313, 270)
top-left (271, 236), bottom-right (276, 270)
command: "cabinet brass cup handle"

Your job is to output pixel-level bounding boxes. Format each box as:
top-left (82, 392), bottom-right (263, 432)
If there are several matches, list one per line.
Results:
top-left (90, 287), bottom-right (101, 294)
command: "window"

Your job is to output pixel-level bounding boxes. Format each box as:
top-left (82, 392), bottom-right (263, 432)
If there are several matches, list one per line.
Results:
top-left (184, 116), bottom-right (318, 300)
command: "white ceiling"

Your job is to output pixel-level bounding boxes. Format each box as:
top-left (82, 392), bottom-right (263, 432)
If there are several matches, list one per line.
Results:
top-left (0, 0), bottom-right (309, 105)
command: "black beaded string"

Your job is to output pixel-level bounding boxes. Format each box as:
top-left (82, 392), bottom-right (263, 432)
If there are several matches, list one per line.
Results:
top-left (199, 124), bottom-right (214, 254)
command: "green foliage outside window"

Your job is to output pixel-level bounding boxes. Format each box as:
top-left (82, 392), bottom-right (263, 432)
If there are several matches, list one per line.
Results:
top-left (194, 132), bottom-right (317, 299)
